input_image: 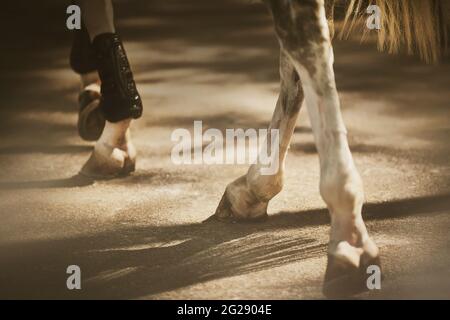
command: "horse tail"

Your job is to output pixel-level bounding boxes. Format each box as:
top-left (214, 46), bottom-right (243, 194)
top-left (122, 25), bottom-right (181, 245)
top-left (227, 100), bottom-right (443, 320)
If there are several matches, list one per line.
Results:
top-left (338, 0), bottom-right (450, 63)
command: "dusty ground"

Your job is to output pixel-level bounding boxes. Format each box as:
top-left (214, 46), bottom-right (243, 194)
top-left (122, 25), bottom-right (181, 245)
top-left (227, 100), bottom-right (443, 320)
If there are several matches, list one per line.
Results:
top-left (0, 0), bottom-right (449, 299)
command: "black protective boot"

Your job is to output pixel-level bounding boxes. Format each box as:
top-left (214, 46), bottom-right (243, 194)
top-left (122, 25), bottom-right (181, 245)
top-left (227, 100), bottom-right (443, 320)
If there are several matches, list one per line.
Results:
top-left (92, 33), bottom-right (143, 123)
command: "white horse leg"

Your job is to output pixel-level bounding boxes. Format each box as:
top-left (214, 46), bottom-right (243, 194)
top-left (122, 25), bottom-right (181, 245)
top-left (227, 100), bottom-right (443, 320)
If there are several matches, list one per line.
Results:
top-left (77, 0), bottom-right (140, 179)
top-left (265, 0), bottom-right (380, 296)
top-left (213, 49), bottom-right (304, 221)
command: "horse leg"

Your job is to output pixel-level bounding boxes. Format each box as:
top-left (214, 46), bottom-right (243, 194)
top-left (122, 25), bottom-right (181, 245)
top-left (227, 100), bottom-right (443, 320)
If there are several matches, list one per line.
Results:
top-left (77, 0), bottom-right (143, 179)
top-left (71, 22), bottom-right (104, 142)
top-left (212, 49), bottom-right (304, 221)
top-left (265, 0), bottom-right (380, 297)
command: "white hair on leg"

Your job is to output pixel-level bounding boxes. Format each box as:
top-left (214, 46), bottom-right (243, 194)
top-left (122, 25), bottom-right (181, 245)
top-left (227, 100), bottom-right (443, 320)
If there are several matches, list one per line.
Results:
top-left (212, 49), bottom-right (304, 221)
top-left (266, 0), bottom-right (380, 297)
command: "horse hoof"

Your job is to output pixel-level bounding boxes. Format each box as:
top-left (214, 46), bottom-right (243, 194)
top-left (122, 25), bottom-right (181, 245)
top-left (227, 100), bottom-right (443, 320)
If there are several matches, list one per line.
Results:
top-left (323, 254), bottom-right (382, 298)
top-left (80, 143), bottom-right (136, 180)
top-left (212, 192), bottom-right (237, 222)
top-left (205, 190), bottom-right (268, 223)
top-left (77, 87), bottom-right (105, 142)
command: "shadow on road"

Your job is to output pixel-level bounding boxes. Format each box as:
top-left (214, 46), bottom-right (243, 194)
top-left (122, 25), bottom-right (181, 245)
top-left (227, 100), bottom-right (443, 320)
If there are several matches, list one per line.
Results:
top-left (1, 192), bottom-right (449, 299)
top-left (0, 174), bottom-right (94, 190)
top-left (0, 145), bottom-right (92, 155)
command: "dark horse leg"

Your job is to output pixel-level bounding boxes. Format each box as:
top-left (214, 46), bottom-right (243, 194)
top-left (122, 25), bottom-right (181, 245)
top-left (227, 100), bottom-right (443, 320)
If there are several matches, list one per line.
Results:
top-left (72, 0), bottom-right (143, 179)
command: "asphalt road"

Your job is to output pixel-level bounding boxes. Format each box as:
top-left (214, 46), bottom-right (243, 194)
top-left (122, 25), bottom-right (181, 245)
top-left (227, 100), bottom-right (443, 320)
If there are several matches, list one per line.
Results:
top-left (0, 0), bottom-right (449, 299)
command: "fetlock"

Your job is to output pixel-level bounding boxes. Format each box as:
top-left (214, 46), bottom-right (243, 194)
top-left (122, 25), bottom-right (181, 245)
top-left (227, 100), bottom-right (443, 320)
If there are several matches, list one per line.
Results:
top-left (247, 165), bottom-right (283, 202)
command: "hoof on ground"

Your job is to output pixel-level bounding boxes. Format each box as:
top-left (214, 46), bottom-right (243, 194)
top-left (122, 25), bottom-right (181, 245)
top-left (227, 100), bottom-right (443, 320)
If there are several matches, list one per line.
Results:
top-left (80, 144), bottom-right (135, 180)
top-left (323, 254), bottom-right (382, 298)
top-left (204, 190), bottom-right (268, 223)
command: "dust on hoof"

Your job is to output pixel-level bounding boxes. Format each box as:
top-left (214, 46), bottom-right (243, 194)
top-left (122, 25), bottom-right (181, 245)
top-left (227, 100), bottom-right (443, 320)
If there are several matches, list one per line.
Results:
top-left (79, 146), bottom-right (135, 180)
top-left (206, 191), bottom-right (269, 223)
top-left (323, 254), bottom-right (382, 298)
top-left (77, 89), bottom-right (105, 142)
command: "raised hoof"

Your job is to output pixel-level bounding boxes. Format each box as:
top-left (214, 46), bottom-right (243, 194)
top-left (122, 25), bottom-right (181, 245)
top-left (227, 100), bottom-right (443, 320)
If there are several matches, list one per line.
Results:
top-left (205, 190), bottom-right (269, 223)
top-left (80, 144), bottom-right (136, 180)
top-left (323, 254), bottom-right (382, 298)
top-left (77, 88), bottom-right (106, 142)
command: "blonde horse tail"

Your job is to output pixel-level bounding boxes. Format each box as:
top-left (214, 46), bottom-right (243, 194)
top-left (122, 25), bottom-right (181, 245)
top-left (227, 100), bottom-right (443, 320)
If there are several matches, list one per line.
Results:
top-left (338, 0), bottom-right (450, 63)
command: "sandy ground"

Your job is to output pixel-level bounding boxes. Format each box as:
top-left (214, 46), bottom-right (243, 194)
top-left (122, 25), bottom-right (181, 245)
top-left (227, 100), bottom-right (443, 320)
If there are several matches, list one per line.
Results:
top-left (0, 0), bottom-right (449, 299)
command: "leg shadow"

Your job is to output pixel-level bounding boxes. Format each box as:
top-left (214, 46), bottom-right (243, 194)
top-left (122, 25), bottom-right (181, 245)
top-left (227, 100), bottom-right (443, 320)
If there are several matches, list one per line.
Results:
top-left (0, 174), bottom-right (94, 190)
top-left (0, 145), bottom-right (92, 155)
top-left (0, 193), bottom-right (449, 299)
